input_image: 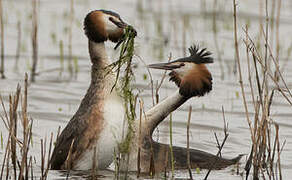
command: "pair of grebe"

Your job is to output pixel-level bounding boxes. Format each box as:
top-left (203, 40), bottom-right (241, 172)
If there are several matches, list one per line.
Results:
top-left (50, 10), bottom-right (241, 172)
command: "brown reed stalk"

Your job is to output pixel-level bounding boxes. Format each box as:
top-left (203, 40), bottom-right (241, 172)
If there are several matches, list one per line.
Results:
top-left (0, 0), bottom-right (5, 79)
top-left (136, 55), bottom-right (155, 106)
top-left (244, 26), bottom-right (256, 109)
top-left (275, 0), bottom-right (281, 81)
top-left (91, 146), bottom-right (97, 179)
top-left (232, 0), bottom-right (255, 143)
top-left (31, 0), bottom-right (39, 82)
top-left (14, 21), bottom-right (21, 71)
top-left (0, 134), bottom-right (11, 179)
top-left (261, 0), bottom-right (270, 102)
top-left (275, 124), bottom-right (282, 180)
top-left (29, 156), bottom-right (33, 180)
top-left (186, 106), bottom-right (193, 180)
top-left (259, 28), bottom-right (292, 100)
top-left (269, 0), bottom-right (276, 48)
top-left (246, 19), bottom-right (286, 179)
top-left (43, 133), bottom-right (53, 178)
top-left (204, 107), bottom-right (229, 180)
top-left (68, 0), bottom-right (74, 75)
top-left (212, 0), bottom-right (224, 79)
top-left (214, 133), bottom-right (221, 157)
top-left (169, 113), bottom-right (174, 179)
top-left (155, 53), bottom-right (171, 105)
top-left (204, 135), bottom-right (229, 180)
top-left (182, 16), bottom-right (186, 57)
top-left (9, 85), bottom-right (21, 179)
top-left (40, 139), bottom-right (45, 179)
top-left (19, 74), bottom-right (30, 180)
top-left (65, 139), bottom-right (75, 170)
top-left (242, 17), bottom-right (288, 180)
top-left (0, 74), bottom-right (46, 179)
top-left (114, 149), bottom-right (120, 179)
top-left (0, 132), bottom-right (11, 172)
top-left (0, 97), bottom-right (9, 129)
top-left (163, 149), bottom-right (169, 178)
top-left (244, 31), bottom-right (292, 105)
top-left (57, 126), bottom-right (61, 140)
top-left (0, 95), bottom-right (12, 179)
top-left (59, 40), bottom-right (64, 76)
top-left (40, 136), bottom-right (53, 180)
top-left (264, 0), bottom-right (269, 71)
top-left (136, 99), bottom-right (143, 178)
top-left (6, 144), bottom-right (10, 179)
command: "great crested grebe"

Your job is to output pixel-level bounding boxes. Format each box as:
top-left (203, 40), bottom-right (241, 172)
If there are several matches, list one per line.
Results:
top-left (51, 9), bottom-right (241, 172)
top-left (121, 46), bottom-right (242, 172)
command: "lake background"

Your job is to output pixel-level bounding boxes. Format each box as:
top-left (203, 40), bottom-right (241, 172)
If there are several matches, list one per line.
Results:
top-left (0, 0), bottom-right (291, 179)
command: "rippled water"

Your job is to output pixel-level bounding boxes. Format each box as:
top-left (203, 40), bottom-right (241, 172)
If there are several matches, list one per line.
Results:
top-left (0, 0), bottom-right (291, 179)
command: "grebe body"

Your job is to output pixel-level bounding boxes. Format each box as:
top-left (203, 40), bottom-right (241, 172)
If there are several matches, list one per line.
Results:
top-left (51, 10), bottom-right (128, 170)
top-left (51, 9), bottom-right (242, 172)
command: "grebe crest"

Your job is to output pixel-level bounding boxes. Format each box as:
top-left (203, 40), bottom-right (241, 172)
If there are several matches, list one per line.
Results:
top-left (148, 45), bottom-right (213, 97)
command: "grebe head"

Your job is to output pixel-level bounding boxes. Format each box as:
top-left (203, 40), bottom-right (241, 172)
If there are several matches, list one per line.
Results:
top-left (148, 45), bottom-right (213, 97)
top-left (84, 10), bottom-right (128, 43)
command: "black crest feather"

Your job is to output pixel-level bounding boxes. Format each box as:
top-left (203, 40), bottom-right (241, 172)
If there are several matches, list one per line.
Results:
top-left (173, 45), bottom-right (213, 64)
top-left (188, 45), bottom-right (213, 64)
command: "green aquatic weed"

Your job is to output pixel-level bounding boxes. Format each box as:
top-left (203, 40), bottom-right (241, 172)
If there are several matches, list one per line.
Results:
top-left (107, 25), bottom-right (137, 154)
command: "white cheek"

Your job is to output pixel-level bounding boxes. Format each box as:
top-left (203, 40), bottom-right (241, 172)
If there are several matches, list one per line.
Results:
top-left (103, 15), bottom-right (119, 33)
top-left (175, 63), bottom-right (194, 77)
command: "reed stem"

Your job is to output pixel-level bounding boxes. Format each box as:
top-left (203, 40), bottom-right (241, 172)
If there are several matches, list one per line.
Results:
top-left (68, 0), bottom-right (74, 75)
top-left (187, 106), bottom-right (193, 180)
top-left (169, 113), bottom-right (174, 179)
top-left (31, 0), bottom-right (39, 82)
top-left (0, 0), bottom-right (5, 79)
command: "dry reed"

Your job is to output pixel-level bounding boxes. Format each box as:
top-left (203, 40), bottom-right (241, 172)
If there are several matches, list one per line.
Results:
top-left (67, 0), bottom-right (74, 76)
top-left (31, 0), bottom-right (39, 82)
top-left (0, 74), bottom-right (53, 179)
top-left (186, 106), bottom-right (193, 180)
top-left (0, 0), bottom-right (5, 79)
top-left (232, 0), bottom-right (289, 179)
top-left (212, 0), bottom-right (224, 79)
top-left (204, 107), bottom-right (229, 180)
top-left (169, 113), bottom-right (174, 179)
top-left (14, 21), bottom-right (21, 72)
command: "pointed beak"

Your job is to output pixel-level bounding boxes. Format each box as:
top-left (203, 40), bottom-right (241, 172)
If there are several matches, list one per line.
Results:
top-left (114, 24), bottom-right (137, 50)
top-left (147, 62), bottom-right (182, 70)
top-left (109, 17), bottom-right (127, 29)
top-left (116, 21), bottom-right (127, 29)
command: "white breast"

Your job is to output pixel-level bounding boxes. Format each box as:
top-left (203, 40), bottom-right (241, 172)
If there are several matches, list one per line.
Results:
top-left (74, 90), bottom-right (126, 170)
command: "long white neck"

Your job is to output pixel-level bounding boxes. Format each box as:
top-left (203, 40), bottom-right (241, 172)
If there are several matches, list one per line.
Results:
top-left (88, 40), bottom-right (112, 84)
top-left (89, 40), bottom-right (109, 65)
top-left (142, 90), bottom-right (188, 135)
